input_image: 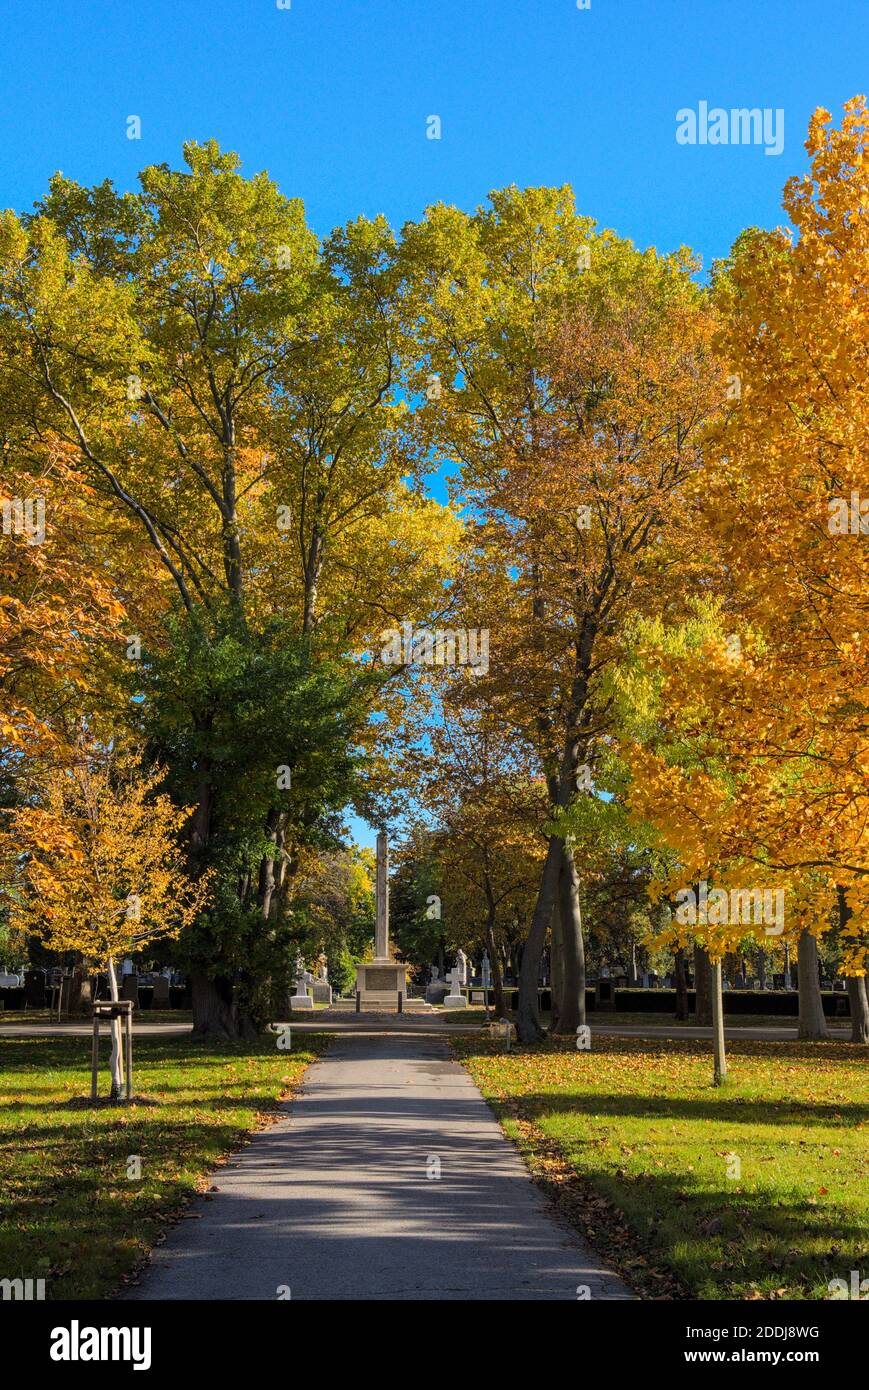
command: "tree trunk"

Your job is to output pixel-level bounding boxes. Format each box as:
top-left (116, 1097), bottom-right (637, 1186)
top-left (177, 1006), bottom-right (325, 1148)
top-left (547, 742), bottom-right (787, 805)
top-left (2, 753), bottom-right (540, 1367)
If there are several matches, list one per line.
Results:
top-left (552, 842), bottom-right (586, 1033)
top-left (550, 898), bottom-right (564, 1034)
top-left (694, 943), bottom-right (713, 1026)
top-left (711, 957), bottom-right (727, 1085)
top-left (845, 975), bottom-right (869, 1044)
top-left (674, 946), bottom-right (689, 1021)
top-left (187, 741), bottom-right (253, 1039)
top-left (756, 946), bottom-right (767, 990)
top-left (517, 835), bottom-right (561, 1042)
top-left (483, 913), bottom-right (506, 1019)
top-left (797, 929), bottom-right (828, 1039)
top-left (837, 886), bottom-right (868, 1045)
top-left (106, 956), bottom-right (124, 1101)
top-left (302, 529), bottom-right (324, 634)
top-left (192, 972), bottom-right (240, 1039)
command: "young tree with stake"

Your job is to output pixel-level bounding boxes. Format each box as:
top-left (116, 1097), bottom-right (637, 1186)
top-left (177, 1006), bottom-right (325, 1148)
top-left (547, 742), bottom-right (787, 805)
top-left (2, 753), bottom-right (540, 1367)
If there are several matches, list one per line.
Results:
top-left (2, 749), bottom-right (208, 1098)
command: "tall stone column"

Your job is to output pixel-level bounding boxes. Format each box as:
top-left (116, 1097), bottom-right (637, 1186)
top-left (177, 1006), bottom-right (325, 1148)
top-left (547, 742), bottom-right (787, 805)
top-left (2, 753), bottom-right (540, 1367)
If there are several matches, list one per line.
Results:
top-left (375, 830), bottom-right (389, 959)
top-left (355, 829), bottom-right (415, 1010)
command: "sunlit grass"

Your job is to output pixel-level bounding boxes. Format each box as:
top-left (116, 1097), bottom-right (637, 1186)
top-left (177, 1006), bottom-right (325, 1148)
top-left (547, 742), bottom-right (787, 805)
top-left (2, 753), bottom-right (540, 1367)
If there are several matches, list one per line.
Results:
top-left (0, 1032), bottom-right (330, 1299)
top-left (454, 1033), bottom-right (869, 1299)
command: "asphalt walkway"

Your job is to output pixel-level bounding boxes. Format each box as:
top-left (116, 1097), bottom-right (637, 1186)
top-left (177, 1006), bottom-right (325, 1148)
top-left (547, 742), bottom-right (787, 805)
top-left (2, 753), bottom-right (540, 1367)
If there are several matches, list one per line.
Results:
top-left (124, 1031), bottom-right (633, 1301)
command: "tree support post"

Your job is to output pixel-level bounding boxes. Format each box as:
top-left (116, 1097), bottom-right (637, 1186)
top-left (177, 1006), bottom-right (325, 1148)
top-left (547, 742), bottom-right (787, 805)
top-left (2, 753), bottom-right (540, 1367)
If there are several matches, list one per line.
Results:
top-left (91, 1012), bottom-right (100, 1102)
top-left (711, 959), bottom-right (727, 1086)
top-left (92, 1001), bottom-right (134, 1102)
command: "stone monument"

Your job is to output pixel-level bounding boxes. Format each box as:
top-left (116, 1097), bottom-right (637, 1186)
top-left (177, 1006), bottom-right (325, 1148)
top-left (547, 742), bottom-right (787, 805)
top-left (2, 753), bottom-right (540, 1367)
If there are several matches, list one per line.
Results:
top-left (455, 948), bottom-right (469, 985)
top-left (312, 955), bottom-right (332, 1006)
top-left (354, 831), bottom-right (413, 1010)
top-left (443, 964), bottom-right (468, 1009)
top-left (425, 964), bottom-right (449, 1005)
top-left (291, 961), bottom-right (314, 1010)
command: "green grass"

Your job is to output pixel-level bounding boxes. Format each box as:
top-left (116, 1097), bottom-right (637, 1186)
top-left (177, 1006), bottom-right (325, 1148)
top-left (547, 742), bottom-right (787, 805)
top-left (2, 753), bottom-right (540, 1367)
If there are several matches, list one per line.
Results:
top-left (0, 1030), bottom-right (331, 1299)
top-left (453, 1033), bottom-right (869, 1300)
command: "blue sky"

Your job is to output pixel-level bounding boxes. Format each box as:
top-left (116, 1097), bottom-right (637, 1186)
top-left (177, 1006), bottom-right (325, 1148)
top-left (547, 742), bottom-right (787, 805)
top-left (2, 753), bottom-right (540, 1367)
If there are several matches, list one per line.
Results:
top-left (3, 0), bottom-right (865, 847)
top-left (3, 0), bottom-right (867, 269)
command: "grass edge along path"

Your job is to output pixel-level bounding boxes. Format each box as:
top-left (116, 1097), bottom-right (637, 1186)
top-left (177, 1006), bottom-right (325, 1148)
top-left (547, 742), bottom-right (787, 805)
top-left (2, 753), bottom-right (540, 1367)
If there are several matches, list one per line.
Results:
top-left (452, 1032), bottom-right (869, 1301)
top-left (0, 1030), bottom-right (333, 1300)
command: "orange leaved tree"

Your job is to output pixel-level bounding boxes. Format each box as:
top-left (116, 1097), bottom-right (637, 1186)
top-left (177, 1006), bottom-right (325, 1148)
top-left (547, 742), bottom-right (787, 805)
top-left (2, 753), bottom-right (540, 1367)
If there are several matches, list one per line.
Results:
top-left (2, 749), bottom-right (208, 1097)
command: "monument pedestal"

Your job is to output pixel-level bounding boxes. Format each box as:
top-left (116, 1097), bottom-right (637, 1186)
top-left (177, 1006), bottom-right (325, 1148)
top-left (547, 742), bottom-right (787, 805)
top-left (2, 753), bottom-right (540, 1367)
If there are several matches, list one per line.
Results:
top-left (355, 959), bottom-right (407, 1010)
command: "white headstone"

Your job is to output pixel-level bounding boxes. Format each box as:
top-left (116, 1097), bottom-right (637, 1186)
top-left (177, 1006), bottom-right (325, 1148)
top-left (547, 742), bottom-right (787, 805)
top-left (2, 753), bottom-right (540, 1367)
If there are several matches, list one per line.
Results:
top-left (443, 967), bottom-right (467, 1009)
top-left (291, 961), bottom-right (313, 1010)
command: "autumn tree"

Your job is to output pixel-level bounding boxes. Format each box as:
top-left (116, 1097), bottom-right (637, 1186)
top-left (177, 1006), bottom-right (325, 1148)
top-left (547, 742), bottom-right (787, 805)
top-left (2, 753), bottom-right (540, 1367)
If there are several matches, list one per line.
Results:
top-left (0, 142), bottom-right (459, 1034)
top-left (2, 750), bottom-right (206, 1096)
top-left (625, 99), bottom-right (869, 1047)
top-left (0, 452), bottom-right (126, 759)
top-left (420, 696), bottom-right (546, 1017)
top-left (401, 189), bottom-right (723, 1039)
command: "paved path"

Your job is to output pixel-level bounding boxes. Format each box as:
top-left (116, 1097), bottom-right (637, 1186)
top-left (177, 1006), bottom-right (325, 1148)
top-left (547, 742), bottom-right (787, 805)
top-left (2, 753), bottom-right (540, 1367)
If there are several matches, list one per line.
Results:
top-left (124, 1031), bottom-right (633, 1301)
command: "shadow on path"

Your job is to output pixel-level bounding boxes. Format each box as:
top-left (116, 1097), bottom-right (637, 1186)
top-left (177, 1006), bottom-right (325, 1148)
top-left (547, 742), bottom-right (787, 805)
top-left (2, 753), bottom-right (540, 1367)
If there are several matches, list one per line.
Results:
top-left (125, 1033), bottom-right (634, 1302)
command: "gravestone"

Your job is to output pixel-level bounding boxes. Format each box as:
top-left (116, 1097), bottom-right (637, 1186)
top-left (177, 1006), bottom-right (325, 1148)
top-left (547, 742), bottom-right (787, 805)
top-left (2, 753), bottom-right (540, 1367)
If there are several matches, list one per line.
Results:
top-left (121, 973), bottom-right (139, 1006)
top-left (443, 966), bottom-right (467, 1009)
top-left (290, 965), bottom-right (314, 1011)
top-left (425, 966), bottom-right (449, 1005)
top-left (151, 975), bottom-right (171, 1007)
top-left (312, 955), bottom-right (332, 1005)
top-left (24, 969), bottom-right (46, 1009)
top-left (595, 978), bottom-right (615, 1009)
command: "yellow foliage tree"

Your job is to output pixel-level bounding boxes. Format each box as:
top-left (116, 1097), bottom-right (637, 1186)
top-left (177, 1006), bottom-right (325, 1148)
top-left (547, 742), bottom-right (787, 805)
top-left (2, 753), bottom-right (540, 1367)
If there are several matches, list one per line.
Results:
top-left (2, 750), bottom-right (208, 1096)
top-left (625, 98), bottom-right (869, 1053)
